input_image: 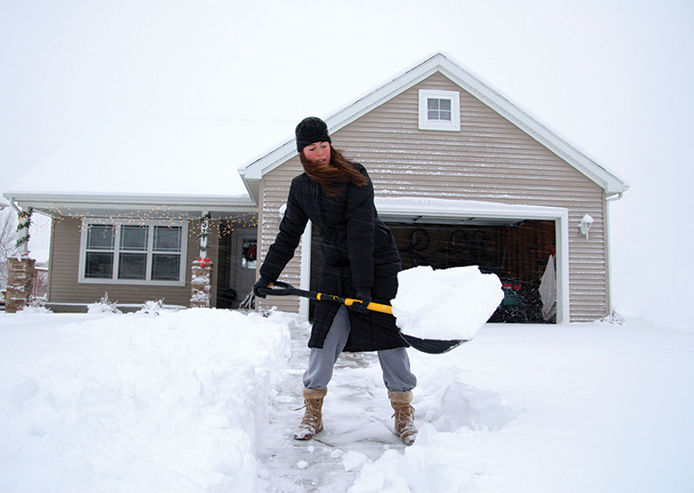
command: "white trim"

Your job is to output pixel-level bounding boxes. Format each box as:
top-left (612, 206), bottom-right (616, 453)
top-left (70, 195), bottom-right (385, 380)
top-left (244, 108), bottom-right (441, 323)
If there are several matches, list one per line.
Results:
top-left (78, 218), bottom-right (188, 286)
top-left (556, 211), bottom-right (570, 324)
top-left (3, 192), bottom-right (256, 218)
top-left (299, 220), bottom-right (312, 320)
top-left (4, 191), bottom-right (254, 207)
top-left (418, 89), bottom-right (461, 131)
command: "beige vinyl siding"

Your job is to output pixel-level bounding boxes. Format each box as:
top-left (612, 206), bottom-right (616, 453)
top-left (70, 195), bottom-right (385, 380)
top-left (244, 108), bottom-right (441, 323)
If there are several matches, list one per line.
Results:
top-left (47, 216), bottom-right (216, 309)
top-left (257, 159), bottom-right (305, 313)
top-left (260, 72), bottom-right (610, 321)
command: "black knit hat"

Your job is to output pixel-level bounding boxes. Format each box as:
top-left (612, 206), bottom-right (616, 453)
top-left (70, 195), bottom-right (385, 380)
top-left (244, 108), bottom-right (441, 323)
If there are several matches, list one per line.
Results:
top-left (295, 116), bottom-right (331, 153)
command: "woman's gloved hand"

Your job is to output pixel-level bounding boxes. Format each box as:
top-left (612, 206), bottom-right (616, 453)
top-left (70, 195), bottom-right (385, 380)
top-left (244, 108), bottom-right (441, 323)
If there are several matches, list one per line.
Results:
top-left (253, 277), bottom-right (272, 298)
top-left (349, 288), bottom-right (372, 314)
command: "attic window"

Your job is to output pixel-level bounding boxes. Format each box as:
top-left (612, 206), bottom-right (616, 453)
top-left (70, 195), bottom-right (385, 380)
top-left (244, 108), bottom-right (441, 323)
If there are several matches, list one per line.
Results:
top-left (428, 98), bottom-right (451, 121)
top-left (418, 89), bottom-right (460, 131)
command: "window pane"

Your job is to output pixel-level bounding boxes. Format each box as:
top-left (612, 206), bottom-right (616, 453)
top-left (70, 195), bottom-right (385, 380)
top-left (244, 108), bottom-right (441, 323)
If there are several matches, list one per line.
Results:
top-left (154, 226), bottom-right (182, 252)
top-left (85, 252), bottom-right (113, 278)
top-left (427, 98), bottom-right (439, 110)
top-left (87, 225), bottom-right (115, 250)
top-left (152, 254), bottom-right (180, 281)
top-left (428, 110), bottom-right (439, 120)
top-left (440, 110), bottom-right (452, 121)
top-left (440, 99), bottom-right (451, 111)
top-left (118, 253), bottom-right (147, 280)
top-left (120, 225), bottom-right (148, 251)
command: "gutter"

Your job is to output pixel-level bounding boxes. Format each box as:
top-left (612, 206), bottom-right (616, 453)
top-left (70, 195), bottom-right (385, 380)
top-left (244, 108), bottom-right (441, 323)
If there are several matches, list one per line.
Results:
top-left (237, 167), bottom-right (259, 206)
top-left (4, 191), bottom-right (257, 217)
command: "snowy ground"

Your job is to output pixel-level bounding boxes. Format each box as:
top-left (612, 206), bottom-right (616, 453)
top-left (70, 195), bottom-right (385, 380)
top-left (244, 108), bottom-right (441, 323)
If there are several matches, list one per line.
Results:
top-left (1, 308), bottom-right (693, 492)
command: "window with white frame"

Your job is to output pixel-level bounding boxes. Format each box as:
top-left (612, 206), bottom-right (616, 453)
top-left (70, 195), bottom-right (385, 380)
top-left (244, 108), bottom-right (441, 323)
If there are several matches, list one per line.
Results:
top-left (418, 89), bottom-right (461, 131)
top-left (81, 219), bottom-right (187, 284)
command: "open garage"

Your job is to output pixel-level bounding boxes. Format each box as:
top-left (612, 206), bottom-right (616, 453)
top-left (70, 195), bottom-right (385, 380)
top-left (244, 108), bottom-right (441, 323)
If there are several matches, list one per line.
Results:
top-left (387, 220), bottom-right (556, 323)
top-left (309, 214), bottom-right (559, 325)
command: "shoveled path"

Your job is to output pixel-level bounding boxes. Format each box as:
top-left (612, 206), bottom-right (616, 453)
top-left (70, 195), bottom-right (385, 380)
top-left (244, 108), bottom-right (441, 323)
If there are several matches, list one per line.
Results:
top-left (256, 317), bottom-right (404, 493)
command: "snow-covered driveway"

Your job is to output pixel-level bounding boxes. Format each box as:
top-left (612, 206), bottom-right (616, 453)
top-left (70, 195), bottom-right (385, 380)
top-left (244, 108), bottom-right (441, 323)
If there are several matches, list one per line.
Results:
top-left (1, 309), bottom-right (692, 492)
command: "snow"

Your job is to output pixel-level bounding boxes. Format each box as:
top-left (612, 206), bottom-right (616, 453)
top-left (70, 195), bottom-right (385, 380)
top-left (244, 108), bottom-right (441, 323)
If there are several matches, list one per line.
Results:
top-left (2, 308), bottom-right (692, 492)
top-left (5, 119), bottom-right (292, 197)
top-left (392, 266), bottom-right (504, 340)
top-left (579, 213), bottom-right (594, 238)
top-left (0, 308), bottom-right (292, 492)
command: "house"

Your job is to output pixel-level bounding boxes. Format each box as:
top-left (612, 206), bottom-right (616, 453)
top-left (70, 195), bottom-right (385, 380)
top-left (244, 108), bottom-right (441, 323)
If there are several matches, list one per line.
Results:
top-left (4, 53), bottom-right (628, 322)
top-left (3, 120), bottom-right (263, 312)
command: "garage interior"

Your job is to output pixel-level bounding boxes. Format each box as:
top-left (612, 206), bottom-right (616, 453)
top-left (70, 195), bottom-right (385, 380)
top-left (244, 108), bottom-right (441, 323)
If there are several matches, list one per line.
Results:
top-left (311, 219), bottom-right (557, 323)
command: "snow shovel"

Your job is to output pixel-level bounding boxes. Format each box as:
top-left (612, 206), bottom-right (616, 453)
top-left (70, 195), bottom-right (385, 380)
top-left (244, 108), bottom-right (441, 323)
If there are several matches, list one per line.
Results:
top-left (260, 281), bottom-right (466, 354)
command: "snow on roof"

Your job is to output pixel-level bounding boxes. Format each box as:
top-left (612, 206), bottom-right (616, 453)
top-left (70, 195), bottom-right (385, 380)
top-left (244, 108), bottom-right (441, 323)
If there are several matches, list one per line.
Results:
top-left (6, 119), bottom-right (293, 199)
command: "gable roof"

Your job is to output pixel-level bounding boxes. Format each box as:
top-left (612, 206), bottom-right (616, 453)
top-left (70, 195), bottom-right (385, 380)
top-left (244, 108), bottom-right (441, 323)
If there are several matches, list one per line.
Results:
top-left (241, 52), bottom-right (628, 201)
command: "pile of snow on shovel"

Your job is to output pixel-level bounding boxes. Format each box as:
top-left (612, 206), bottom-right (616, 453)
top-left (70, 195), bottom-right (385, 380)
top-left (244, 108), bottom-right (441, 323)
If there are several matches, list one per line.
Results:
top-left (391, 265), bottom-right (504, 341)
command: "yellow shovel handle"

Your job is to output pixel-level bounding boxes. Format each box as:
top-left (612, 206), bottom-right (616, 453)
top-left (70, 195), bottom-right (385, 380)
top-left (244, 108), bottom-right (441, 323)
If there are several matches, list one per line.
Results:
top-left (343, 297), bottom-right (393, 315)
top-left (268, 284), bottom-right (394, 315)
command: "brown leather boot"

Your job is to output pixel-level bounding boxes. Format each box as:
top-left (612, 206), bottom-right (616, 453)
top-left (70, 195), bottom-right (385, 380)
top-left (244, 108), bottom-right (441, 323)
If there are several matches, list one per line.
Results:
top-left (388, 390), bottom-right (417, 445)
top-left (294, 387), bottom-right (327, 440)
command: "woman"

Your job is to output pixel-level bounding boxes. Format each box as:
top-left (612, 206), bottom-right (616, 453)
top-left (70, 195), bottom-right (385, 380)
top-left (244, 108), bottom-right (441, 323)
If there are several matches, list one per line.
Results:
top-left (253, 116), bottom-right (417, 445)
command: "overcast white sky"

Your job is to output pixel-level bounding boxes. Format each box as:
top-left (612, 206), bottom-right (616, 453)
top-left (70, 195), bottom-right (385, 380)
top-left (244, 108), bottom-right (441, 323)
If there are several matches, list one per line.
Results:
top-left (2, 1), bottom-right (692, 328)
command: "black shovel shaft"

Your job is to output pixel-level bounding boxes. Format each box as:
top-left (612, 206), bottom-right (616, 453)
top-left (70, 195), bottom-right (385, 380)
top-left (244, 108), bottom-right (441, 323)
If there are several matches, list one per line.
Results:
top-left (260, 281), bottom-right (467, 354)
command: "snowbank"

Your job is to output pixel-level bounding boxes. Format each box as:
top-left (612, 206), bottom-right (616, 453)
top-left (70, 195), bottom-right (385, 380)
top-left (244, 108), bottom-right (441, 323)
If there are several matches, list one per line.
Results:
top-left (0, 308), bottom-right (293, 492)
top-left (2, 310), bottom-right (693, 492)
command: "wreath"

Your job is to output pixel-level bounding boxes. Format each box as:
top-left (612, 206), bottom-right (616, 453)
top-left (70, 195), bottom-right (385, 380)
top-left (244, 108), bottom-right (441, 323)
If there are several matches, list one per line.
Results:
top-left (242, 243), bottom-right (257, 262)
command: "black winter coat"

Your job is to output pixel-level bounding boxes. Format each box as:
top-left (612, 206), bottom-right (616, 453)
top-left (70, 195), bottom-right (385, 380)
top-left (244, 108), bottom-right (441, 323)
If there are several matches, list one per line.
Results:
top-left (259, 164), bottom-right (406, 351)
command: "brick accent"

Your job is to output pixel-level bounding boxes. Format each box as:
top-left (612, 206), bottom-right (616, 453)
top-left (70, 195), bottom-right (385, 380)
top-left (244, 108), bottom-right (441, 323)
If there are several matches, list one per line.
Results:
top-left (190, 259), bottom-right (213, 308)
top-left (5, 257), bottom-right (36, 313)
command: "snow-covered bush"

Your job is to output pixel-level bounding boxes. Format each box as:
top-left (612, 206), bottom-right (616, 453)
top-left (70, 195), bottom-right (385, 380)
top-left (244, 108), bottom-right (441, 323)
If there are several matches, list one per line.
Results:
top-left (138, 299), bottom-right (165, 316)
top-left (599, 310), bottom-right (625, 325)
top-left (87, 292), bottom-right (121, 314)
top-left (20, 296), bottom-right (52, 313)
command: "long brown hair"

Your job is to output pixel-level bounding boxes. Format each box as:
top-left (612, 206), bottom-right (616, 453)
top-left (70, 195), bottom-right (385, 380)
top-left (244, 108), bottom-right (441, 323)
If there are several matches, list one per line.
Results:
top-left (300, 145), bottom-right (368, 196)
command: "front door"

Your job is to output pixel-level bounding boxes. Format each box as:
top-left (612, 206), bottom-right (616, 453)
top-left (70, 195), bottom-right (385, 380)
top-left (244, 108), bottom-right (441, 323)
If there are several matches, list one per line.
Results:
top-left (232, 230), bottom-right (257, 304)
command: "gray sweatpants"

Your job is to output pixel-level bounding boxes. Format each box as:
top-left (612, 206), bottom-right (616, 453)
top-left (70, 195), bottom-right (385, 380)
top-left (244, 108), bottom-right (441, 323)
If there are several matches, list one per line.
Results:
top-left (303, 306), bottom-right (417, 392)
